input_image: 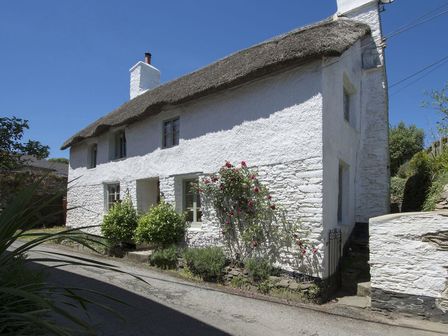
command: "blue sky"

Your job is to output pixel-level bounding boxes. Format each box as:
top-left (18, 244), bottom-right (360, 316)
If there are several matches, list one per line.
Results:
top-left (1, 0), bottom-right (447, 158)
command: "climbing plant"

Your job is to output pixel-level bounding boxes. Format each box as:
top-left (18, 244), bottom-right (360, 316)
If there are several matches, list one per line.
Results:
top-left (198, 161), bottom-right (317, 263)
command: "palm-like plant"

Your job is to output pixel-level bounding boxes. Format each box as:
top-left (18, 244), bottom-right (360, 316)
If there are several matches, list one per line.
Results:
top-left (0, 178), bottom-right (139, 335)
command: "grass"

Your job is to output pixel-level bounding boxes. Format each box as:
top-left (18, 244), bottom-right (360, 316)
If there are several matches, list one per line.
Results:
top-left (17, 226), bottom-right (109, 255)
top-left (18, 226), bottom-right (66, 241)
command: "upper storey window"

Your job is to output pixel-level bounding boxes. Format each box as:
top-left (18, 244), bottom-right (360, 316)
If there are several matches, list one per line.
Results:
top-left (88, 144), bottom-right (97, 169)
top-left (343, 87), bottom-right (351, 123)
top-left (162, 118), bottom-right (179, 149)
top-left (343, 74), bottom-right (356, 129)
top-left (114, 130), bottom-right (127, 159)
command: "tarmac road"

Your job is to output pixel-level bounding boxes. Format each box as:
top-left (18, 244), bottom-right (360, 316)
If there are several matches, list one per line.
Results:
top-left (24, 244), bottom-right (448, 336)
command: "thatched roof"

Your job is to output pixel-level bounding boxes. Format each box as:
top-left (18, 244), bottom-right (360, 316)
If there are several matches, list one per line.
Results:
top-left (61, 19), bottom-right (370, 149)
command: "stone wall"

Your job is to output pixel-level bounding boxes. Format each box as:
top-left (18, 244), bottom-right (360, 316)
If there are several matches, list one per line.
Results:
top-left (370, 212), bottom-right (448, 322)
top-left (184, 159), bottom-right (324, 278)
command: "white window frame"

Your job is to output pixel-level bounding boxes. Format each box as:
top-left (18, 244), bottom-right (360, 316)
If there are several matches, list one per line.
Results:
top-left (182, 178), bottom-right (202, 227)
top-left (105, 183), bottom-right (120, 211)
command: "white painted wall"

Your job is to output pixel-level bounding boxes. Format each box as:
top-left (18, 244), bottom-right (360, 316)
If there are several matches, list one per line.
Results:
top-left (67, 62), bottom-right (326, 275)
top-left (337, 0), bottom-right (390, 223)
top-left (370, 212), bottom-right (448, 300)
top-left (322, 42), bottom-right (363, 251)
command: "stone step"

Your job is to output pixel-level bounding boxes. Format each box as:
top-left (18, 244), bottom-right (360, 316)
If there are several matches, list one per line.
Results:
top-left (126, 250), bottom-right (153, 263)
top-left (336, 295), bottom-right (371, 308)
top-left (357, 281), bottom-right (371, 297)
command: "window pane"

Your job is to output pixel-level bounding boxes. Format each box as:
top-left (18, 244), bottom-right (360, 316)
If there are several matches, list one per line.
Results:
top-left (172, 118), bottom-right (179, 146)
top-left (186, 210), bottom-right (194, 222)
top-left (185, 194), bottom-right (194, 208)
top-left (196, 209), bottom-right (202, 222)
top-left (343, 90), bottom-right (350, 122)
top-left (107, 184), bottom-right (120, 210)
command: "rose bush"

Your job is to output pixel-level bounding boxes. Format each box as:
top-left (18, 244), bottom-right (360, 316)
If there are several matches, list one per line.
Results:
top-left (199, 161), bottom-right (317, 262)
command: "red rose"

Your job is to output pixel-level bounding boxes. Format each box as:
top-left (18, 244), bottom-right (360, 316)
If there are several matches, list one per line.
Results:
top-left (250, 175), bottom-right (256, 180)
top-left (254, 187), bottom-right (259, 193)
top-left (312, 248), bottom-right (318, 255)
top-left (225, 161), bottom-right (232, 168)
top-left (241, 161), bottom-right (247, 167)
top-left (267, 195), bottom-right (272, 200)
top-left (301, 249), bottom-right (307, 256)
top-left (270, 204), bottom-right (276, 210)
top-left (248, 200), bottom-right (254, 207)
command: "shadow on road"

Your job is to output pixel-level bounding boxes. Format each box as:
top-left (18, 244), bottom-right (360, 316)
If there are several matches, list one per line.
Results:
top-left (31, 262), bottom-right (230, 336)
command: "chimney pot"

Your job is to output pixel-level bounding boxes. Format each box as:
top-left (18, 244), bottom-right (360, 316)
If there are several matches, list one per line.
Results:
top-left (144, 52), bottom-right (152, 64)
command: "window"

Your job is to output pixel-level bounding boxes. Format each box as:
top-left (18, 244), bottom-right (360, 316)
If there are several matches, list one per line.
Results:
top-left (114, 131), bottom-right (126, 159)
top-left (88, 144), bottom-right (97, 169)
top-left (183, 179), bottom-right (202, 224)
top-left (337, 162), bottom-right (349, 225)
top-left (343, 87), bottom-right (351, 122)
top-left (106, 183), bottom-right (120, 210)
top-left (162, 118), bottom-right (179, 148)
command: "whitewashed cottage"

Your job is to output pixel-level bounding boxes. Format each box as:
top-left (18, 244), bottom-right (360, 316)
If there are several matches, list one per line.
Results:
top-left (62, 0), bottom-right (390, 278)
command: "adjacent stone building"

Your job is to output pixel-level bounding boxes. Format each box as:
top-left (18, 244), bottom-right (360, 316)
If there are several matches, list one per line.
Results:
top-left (62, 0), bottom-right (389, 279)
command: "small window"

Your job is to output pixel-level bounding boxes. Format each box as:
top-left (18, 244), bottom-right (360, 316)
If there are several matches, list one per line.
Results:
top-left (343, 88), bottom-right (351, 122)
top-left (183, 179), bottom-right (202, 224)
top-left (106, 183), bottom-right (120, 210)
top-left (162, 118), bottom-right (179, 149)
top-left (114, 131), bottom-right (126, 159)
top-left (337, 162), bottom-right (349, 225)
top-left (88, 144), bottom-right (97, 169)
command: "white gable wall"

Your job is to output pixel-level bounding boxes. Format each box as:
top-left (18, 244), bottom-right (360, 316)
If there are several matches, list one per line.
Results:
top-left (322, 41), bottom-right (363, 254)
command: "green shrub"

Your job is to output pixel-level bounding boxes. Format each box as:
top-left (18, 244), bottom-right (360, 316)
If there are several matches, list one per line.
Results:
top-left (183, 247), bottom-right (226, 281)
top-left (402, 152), bottom-right (432, 212)
top-left (423, 171), bottom-right (448, 211)
top-left (428, 147), bottom-right (448, 174)
top-left (245, 257), bottom-right (272, 282)
top-left (257, 280), bottom-right (272, 294)
top-left (134, 202), bottom-right (186, 247)
top-left (390, 176), bottom-right (407, 205)
top-left (101, 195), bottom-right (138, 246)
top-left (396, 161), bottom-right (412, 178)
top-left (230, 275), bottom-right (250, 289)
top-left (149, 246), bottom-right (179, 270)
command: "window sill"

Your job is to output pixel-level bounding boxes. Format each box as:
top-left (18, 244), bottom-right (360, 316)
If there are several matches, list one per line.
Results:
top-left (109, 157), bottom-right (127, 163)
top-left (187, 223), bottom-right (202, 231)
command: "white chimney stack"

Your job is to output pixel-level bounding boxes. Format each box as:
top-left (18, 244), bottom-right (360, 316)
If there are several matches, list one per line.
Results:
top-left (129, 52), bottom-right (161, 99)
top-left (336, 0), bottom-right (378, 15)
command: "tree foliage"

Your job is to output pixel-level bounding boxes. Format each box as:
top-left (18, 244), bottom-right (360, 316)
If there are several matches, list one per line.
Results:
top-left (389, 121), bottom-right (424, 176)
top-left (0, 117), bottom-right (49, 171)
top-left (48, 158), bottom-right (69, 164)
top-left (424, 82), bottom-right (448, 137)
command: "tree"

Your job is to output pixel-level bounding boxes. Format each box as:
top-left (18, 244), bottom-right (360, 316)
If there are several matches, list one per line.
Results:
top-left (424, 82), bottom-right (448, 137)
top-left (0, 117), bottom-right (49, 171)
top-left (389, 122), bottom-right (424, 176)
